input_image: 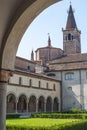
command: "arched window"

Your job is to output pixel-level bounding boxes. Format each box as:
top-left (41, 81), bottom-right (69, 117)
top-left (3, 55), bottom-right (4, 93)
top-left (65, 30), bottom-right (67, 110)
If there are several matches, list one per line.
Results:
top-left (65, 73), bottom-right (74, 80)
top-left (68, 33), bottom-right (72, 40)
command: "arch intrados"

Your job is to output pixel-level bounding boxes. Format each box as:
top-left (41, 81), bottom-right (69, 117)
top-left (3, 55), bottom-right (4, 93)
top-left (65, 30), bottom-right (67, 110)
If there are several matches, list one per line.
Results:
top-left (29, 95), bottom-right (36, 99)
top-left (1, 0), bottom-right (61, 70)
top-left (6, 92), bottom-right (16, 97)
top-left (7, 93), bottom-right (16, 99)
top-left (54, 97), bottom-right (59, 102)
top-left (47, 96), bottom-right (52, 101)
top-left (18, 94), bottom-right (27, 101)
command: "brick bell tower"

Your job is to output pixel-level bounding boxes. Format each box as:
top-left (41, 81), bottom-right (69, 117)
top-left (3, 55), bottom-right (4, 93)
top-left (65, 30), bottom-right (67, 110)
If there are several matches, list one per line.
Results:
top-left (62, 3), bottom-right (81, 55)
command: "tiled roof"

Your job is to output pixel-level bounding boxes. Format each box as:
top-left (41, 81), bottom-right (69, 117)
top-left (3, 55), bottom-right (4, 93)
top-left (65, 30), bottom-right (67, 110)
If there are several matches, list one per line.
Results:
top-left (15, 56), bottom-right (36, 71)
top-left (48, 53), bottom-right (87, 71)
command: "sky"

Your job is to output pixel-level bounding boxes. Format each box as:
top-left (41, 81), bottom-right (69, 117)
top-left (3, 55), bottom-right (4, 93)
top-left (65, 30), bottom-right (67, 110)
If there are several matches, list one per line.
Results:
top-left (17, 0), bottom-right (87, 60)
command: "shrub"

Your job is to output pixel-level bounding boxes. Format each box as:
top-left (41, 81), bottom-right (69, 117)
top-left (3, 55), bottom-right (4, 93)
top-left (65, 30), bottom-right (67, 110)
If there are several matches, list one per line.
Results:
top-left (69, 108), bottom-right (86, 113)
top-left (6, 114), bottom-right (21, 119)
top-left (31, 112), bottom-right (87, 119)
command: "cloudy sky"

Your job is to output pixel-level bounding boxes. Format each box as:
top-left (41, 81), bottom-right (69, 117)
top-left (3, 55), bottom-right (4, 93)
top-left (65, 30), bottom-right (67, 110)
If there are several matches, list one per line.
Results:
top-left (17, 0), bottom-right (87, 60)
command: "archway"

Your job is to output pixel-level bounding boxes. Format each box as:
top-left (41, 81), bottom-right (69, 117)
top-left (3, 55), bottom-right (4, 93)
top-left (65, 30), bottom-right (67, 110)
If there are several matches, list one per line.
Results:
top-left (53, 97), bottom-right (59, 112)
top-left (0, 0), bottom-right (61, 70)
top-left (38, 96), bottom-right (45, 112)
top-left (7, 94), bottom-right (16, 113)
top-left (46, 97), bottom-right (52, 112)
top-left (17, 95), bottom-right (27, 113)
top-left (0, 1), bottom-right (61, 130)
top-left (28, 95), bottom-right (36, 112)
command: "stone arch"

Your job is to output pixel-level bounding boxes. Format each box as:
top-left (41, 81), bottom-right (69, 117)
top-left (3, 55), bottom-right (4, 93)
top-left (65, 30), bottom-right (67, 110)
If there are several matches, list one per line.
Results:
top-left (1, 0), bottom-right (60, 70)
top-left (17, 94), bottom-right (27, 113)
top-left (38, 96), bottom-right (45, 112)
top-left (53, 97), bottom-right (59, 112)
top-left (0, 1), bottom-right (61, 129)
top-left (28, 95), bottom-right (36, 112)
top-left (7, 93), bottom-right (16, 113)
top-left (6, 91), bottom-right (16, 97)
top-left (46, 96), bottom-right (52, 112)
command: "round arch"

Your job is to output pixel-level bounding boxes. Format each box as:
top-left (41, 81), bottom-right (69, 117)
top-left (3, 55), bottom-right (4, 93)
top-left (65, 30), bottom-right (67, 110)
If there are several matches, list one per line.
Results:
top-left (7, 93), bottom-right (16, 113)
top-left (53, 97), bottom-right (59, 112)
top-left (28, 95), bottom-right (36, 112)
top-left (0, 0), bottom-right (61, 70)
top-left (46, 96), bottom-right (52, 112)
top-left (17, 94), bottom-right (27, 113)
top-left (38, 96), bottom-right (45, 112)
top-left (0, 1), bottom-right (62, 129)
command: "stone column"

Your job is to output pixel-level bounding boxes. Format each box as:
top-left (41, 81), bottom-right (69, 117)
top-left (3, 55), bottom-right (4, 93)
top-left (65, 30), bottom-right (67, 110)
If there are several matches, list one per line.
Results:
top-left (52, 100), bottom-right (53, 112)
top-left (0, 69), bottom-right (12, 130)
top-left (15, 98), bottom-right (18, 113)
top-left (26, 100), bottom-right (28, 113)
top-left (36, 99), bottom-right (38, 112)
top-left (44, 100), bottom-right (46, 112)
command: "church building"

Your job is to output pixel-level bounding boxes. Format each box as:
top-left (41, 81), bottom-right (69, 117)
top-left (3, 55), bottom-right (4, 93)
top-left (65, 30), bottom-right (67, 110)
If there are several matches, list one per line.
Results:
top-left (6, 4), bottom-right (87, 114)
top-left (47, 4), bottom-right (87, 111)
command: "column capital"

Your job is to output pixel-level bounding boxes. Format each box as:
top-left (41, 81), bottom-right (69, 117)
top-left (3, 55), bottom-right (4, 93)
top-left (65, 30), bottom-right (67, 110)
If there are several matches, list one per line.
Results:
top-left (0, 69), bottom-right (13, 83)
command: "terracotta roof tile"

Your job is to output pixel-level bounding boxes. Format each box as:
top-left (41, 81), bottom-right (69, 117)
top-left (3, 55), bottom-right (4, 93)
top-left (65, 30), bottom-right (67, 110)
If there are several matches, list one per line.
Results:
top-left (48, 53), bottom-right (87, 71)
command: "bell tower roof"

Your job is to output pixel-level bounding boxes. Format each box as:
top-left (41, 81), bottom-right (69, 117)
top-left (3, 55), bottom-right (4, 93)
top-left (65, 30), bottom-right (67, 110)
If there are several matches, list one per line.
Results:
top-left (66, 4), bottom-right (77, 30)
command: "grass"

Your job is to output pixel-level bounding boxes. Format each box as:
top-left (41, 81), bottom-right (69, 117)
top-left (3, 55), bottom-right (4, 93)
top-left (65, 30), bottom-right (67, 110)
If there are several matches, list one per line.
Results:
top-left (7, 118), bottom-right (79, 126)
top-left (6, 118), bottom-right (86, 130)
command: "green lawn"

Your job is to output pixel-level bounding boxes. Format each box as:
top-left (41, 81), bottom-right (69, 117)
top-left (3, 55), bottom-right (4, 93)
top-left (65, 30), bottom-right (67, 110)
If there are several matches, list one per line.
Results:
top-left (7, 118), bottom-right (79, 126)
top-left (6, 118), bottom-right (86, 130)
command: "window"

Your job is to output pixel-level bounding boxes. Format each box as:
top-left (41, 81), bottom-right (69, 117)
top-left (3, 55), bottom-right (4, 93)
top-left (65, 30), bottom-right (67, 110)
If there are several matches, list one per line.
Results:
top-left (19, 77), bottom-right (22, 85)
top-left (39, 81), bottom-right (41, 88)
top-left (29, 79), bottom-right (32, 87)
top-left (47, 73), bottom-right (56, 77)
top-left (53, 84), bottom-right (56, 91)
top-left (27, 66), bottom-right (30, 70)
top-left (68, 86), bottom-right (72, 90)
top-left (68, 33), bottom-right (71, 40)
top-left (68, 34), bottom-right (73, 41)
top-left (65, 73), bottom-right (74, 80)
top-left (46, 83), bottom-right (49, 89)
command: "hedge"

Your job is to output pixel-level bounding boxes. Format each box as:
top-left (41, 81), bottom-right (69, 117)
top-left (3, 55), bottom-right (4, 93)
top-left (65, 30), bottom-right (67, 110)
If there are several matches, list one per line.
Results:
top-left (31, 113), bottom-right (87, 119)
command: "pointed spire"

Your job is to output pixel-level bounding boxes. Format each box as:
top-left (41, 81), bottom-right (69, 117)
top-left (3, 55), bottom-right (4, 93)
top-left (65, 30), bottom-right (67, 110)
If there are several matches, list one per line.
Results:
top-left (48, 33), bottom-right (51, 47)
top-left (66, 3), bottom-right (77, 30)
top-left (31, 50), bottom-right (34, 61)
